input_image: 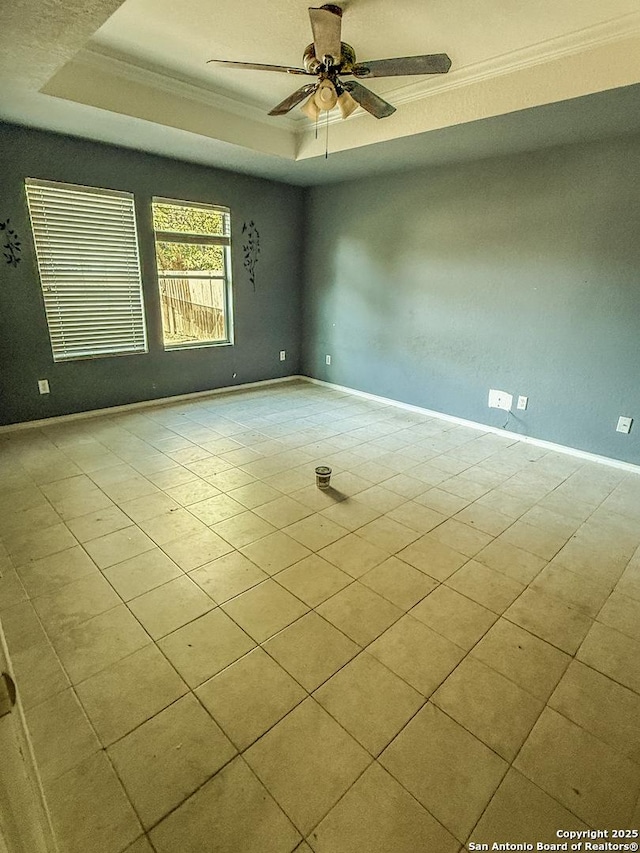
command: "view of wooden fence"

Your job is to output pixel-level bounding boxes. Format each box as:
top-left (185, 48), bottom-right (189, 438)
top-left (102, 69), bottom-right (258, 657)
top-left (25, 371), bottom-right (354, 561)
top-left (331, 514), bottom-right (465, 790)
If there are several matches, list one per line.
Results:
top-left (160, 277), bottom-right (225, 343)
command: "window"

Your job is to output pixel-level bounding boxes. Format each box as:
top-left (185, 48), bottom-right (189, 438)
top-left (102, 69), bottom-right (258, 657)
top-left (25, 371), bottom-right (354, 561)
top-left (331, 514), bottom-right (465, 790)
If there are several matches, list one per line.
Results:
top-left (25, 178), bottom-right (147, 361)
top-left (152, 198), bottom-right (233, 349)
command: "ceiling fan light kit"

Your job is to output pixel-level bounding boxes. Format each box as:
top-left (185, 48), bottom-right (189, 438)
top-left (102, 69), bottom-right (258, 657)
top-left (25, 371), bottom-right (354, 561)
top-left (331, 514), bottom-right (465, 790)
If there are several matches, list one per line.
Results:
top-left (208, 4), bottom-right (452, 122)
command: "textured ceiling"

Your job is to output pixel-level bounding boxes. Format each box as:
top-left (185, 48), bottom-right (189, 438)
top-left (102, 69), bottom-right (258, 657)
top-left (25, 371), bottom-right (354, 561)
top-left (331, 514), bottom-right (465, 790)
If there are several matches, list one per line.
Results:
top-left (1, 0), bottom-right (640, 182)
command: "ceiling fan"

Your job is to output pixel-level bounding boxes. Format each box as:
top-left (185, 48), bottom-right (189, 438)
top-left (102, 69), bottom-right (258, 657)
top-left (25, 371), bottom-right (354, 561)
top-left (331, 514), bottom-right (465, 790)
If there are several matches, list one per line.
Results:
top-left (208, 4), bottom-right (452, 121)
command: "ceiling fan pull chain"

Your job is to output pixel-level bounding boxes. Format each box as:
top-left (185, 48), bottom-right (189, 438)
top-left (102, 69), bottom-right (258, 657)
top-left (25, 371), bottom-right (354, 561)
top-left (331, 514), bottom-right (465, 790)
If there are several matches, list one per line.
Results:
top-left (315, 112), bottom-right (319, 140)
top-left (325, 110), bottom-right (329, 159)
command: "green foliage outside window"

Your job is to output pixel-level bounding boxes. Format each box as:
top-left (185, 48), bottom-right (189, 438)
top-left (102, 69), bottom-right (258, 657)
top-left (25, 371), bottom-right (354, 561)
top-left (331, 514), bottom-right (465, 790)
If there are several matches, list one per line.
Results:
top-left (152, 202), bottom-right (226, 273)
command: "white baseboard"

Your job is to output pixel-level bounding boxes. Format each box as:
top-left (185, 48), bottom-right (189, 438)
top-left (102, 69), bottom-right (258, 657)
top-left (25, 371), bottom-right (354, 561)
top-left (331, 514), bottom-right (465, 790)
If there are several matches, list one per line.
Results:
top-left (3, 372), bottom-right (638, 477)
top-left (0, 376), bottom-right (304, 434)
top-left (303, 376), bottom-right (640, 476)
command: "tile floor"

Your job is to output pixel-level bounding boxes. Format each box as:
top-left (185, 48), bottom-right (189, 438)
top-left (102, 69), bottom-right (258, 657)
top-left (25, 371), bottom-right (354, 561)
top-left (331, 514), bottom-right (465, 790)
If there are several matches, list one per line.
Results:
top-left (1, 379), bottom-right (640, 853)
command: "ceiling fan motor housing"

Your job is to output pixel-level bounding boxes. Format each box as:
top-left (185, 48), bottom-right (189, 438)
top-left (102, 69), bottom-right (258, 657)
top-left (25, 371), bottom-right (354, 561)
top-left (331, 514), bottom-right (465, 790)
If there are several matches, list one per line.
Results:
top-left (303, 42), bottom-right (356, 74)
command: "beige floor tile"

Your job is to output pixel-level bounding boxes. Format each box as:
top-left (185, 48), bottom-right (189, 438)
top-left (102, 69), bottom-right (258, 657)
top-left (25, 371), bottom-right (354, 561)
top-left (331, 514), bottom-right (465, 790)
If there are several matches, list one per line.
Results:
top-left (505, 587), bottom-right (593, 654)
top-left (380, 702), bottom-right (507, 842)
top-left (212, 510), bottom-right (276, 548)
top-left (499, 520), bottom-right (569, 560)
top-left (52, 604), bottom-right (151, 684)
top-left (445, 559), bottom-right (524, 614)
top-left (15, 545), bottom-right (98, 599)
top-left (577, 621), bottom-right (640, 695)
top-left (165, 478), bottom-right (221, 506)
top-left (66, 505), bottom-right (132, 543)
top-left (433, 656), bottom-right (544, 760)
top-left (137, 509), bottom-right (209, 546)
top-left (254, 496), bottom-right (314, 528)
top-left (355, 516), bottom-right (419, 554)
top-left (284, 514), bottom-right (349, 551)
top-left (189, 551), bottom-right (268, 603)
top-left (150, 757), bottom-right (300, 853)
top-left (410, 585), bottom-right (497, 650)
top-left (453, 502), bottom-right (514, 536)
top-left (471, 618), bottom-right (570, 701)
top-left (161, 527), bottom-right (233, 570)
top-left (0, 565), bottom-right (27, 609)
top-left (368, 615), bottom-right (465, 696)
top-left (319, 499), bottom-right (380, 532)
top-left (245, 698), bottom-right (371, 835)
top-left (530, 562), bottom-right (611, 617)
top-left (440, 475), bottom-right (490, 501)
top-left (0, 600), bottom-right (48, 655)
top-left (474, 537), bottom-right (547, 584)
top-left (359, 556), bottom-right (438, 610)
top-left (25, 687), bottom-right (101, 781)
top-left (414, 487), bottom-right (470, 516)
top-left (386, 500), bottom-right (446, 534)
top-left (314, 652), bottom-right (424, 756)
top-left (241, 531), bottom-right (312, 574)
top-left (45, 751), bottom-right (142, 853)
top-left (188, 493), bottom-right (247, 525)
top-left (197, 647), bottom-right (306, 749)
top-left (470, 768), bottom-right (588, 846)
top-left (428, 518), bottom-right (493, 557)
top-left (10, 640), bottom-right (70, 710)
top-left (103, 549), bottom-right (183, 601)
top-left (318, 533), bottom-right (389, 579)
top-left (597, 591), bottom-right (640, 642)
top-left (396, 535), bottom-right (467, 580)
top-left (50, 489), bottom-right (115, 523)
top-left (108, 693), bottom-right (236, 828)
top-left (120, 492), bottom-right (182, 523)
top-left (128, 575), bottom-right (215, 639)
top-left (309, 762), bottom-right (458, 853)
top-left (275, 554), bottom-right (352, 607)
top-left (158, 608), bottom-right (255, 688)
top-left (228, 481), bottom-right (283, 509)
top-left (76, 644), bottom-right (187, 745)
top-left (123, 836), bottom-right (154, 853)
top-left (514, 708), bottom-right (640, 827)
top-left (8, 523), bottom-right (77, 566)
top-left (84, 525), bottom-right (155, 569)
top-left (345, 485), bottom-right (406, 514)
top-left (33, 573), bottom-right (121, 637)
top-left (549, 660), bottom-right (640, 764)
top-left (207, 467), bottom-right (257, 491)
top-left (317, 582), bottom-right (402, 646)
top-left (222, 579), bottom-right (308, 642)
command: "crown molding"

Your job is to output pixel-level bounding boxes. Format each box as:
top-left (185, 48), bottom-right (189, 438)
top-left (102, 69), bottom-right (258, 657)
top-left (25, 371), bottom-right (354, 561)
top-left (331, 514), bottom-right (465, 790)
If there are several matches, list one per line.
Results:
top-left (73, 47), bottom-right (300, 133)
top-left (384, 9), bottom-right (640, 108)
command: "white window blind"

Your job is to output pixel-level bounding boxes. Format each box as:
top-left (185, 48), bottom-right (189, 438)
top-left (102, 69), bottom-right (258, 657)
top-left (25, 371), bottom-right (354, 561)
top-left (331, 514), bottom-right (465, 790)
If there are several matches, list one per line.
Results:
top-left (25, 178), bottom-right (148, 361)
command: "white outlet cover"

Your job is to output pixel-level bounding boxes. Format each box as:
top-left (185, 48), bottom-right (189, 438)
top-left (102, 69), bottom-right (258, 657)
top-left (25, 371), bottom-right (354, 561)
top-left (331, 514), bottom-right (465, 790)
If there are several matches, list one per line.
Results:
top-left (517, 396), bottom-right (528, 410)
top-left (325, 355), bottom-right (331, 365)
top-left (488, 389), bottom-right (512, 411)
top-left (38, 379), bottom-right (50, 394)
top-left (616, 416), bottom-right (633, 434)
top-left (279, 350), bottom-right (286, 361)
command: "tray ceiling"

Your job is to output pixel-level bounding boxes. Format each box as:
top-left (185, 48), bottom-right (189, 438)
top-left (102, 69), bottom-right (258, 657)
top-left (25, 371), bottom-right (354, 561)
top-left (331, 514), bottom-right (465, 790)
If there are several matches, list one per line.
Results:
top-left (1, 0), bottom-right (640, 182)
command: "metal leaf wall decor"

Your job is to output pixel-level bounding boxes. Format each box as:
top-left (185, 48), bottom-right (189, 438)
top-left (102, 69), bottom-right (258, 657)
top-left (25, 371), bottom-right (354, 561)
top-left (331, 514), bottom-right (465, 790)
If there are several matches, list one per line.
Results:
top-left (241, 221), bottom-right (260, 291)
top-left (1, 219), bottom-right (21, 267)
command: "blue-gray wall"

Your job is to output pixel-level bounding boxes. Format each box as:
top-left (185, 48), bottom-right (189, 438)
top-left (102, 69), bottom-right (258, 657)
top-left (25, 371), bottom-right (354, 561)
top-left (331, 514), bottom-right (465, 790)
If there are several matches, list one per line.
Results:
top-left (302, 134), bottom-right (640, 464)
top-left (0, 124), bottom-right (304, 426)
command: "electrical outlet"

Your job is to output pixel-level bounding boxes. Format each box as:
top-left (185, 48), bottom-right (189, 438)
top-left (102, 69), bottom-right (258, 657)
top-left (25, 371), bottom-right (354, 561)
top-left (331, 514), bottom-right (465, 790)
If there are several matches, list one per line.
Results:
top-left (517, 395), bottom-right (528, 411)
top-left (279, 350), bottom-right (286, 361)
top-left (38, 379), bottom-right (50, 395)
top-left (488, 389), bottom-right (512, 411)
top-left (325, 355), bottom-right (331, 365)
top-left (616, 416), bottom-right (633, 434)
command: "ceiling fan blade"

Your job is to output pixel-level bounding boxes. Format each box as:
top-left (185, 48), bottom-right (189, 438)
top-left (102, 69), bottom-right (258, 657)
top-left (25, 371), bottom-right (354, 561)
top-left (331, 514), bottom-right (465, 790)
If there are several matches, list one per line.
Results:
top-left (309, 4), bottom-right (343, 62)
top-left (208, 59), bottom-right (311, 75)
top-left (269, 83), bottom-right (318, 116)
top-left (341, 80), bottom-right (396, 119)
top-left (351, 53), bottom-right (452, 78)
